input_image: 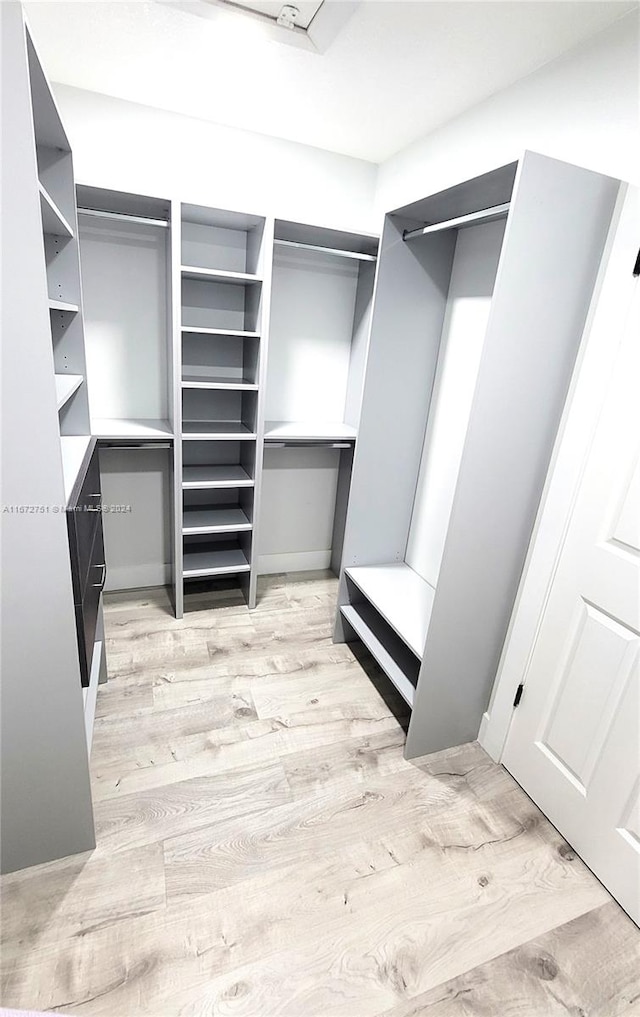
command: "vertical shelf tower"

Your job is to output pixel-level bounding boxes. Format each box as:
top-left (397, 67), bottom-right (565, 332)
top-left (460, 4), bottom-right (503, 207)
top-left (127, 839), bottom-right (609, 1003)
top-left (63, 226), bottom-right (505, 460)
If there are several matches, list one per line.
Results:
top-left (175, 205), bottom-right (272, 615)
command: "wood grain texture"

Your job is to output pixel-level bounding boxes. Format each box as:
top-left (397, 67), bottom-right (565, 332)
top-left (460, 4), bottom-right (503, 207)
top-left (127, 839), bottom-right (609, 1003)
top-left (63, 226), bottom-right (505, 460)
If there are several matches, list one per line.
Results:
top-left (1, 572), bottom-right (637, 1016)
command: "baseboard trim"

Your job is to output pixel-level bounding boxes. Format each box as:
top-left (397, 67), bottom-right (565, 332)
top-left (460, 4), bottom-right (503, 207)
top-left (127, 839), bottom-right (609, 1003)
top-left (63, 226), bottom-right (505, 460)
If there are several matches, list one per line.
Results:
top-left (258, 550), bottom-right (332, 575)
top-left (105, 563), bottom-right (171, 592)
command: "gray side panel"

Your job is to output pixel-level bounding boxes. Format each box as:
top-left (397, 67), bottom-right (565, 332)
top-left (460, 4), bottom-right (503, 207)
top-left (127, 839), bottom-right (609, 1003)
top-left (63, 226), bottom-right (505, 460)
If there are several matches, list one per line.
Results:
top-left (1, 5), bottom-right (95, 872)
top-left (406, 152), bottom-right (620, 757)
top-left (337, 216), bottom-right (456, 594)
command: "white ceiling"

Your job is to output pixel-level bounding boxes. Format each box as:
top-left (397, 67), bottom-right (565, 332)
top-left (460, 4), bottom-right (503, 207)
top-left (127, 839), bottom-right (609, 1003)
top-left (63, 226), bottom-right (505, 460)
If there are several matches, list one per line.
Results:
top-left (25, 0), bottom-right (635, 163)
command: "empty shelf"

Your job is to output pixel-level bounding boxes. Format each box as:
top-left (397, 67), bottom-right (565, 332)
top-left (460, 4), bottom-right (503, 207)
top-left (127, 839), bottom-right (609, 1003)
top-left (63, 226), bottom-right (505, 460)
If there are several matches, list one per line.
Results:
top-left (181, 326), bottom-right (260, 339)
top-left (345, 563), bottom-right (435, 659)
top-left (181, 375), bottom-right (258, 391)
top-left (182, 506), bottom-right (252, 535)
top-left (182, 421), bottom-right (257, 439)
top-left (182, 465), bottom-right (254, 489)
top-left (55, 373), bottom-right (83, 410)
top-left (181, 266), bottom-right (262, 286)
top-left (91, 418), bottom-right (173, 439)
top-left (49, 298), bottom-right (79, 314)
top-left (39, 183), bottom-right (74, 238)
top-left (60, 435), bottom-right (92, 503)
top-left (264, 420), bottom-right (357, 442)
top-left (183, 547), bottom-right (250, 578)
top-left (341, 604), bottom-right (417, 708)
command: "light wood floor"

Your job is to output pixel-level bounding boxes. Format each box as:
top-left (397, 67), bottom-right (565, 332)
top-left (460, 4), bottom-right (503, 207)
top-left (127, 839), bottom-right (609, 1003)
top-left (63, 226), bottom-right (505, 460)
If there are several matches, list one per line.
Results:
top-left (1, 572), bottom-right (639, 1016)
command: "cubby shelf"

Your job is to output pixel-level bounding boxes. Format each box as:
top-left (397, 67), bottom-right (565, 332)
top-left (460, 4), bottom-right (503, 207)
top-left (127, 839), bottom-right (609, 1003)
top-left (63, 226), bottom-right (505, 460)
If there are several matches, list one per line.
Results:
top-left (182, 507), bottom-right (252, 535)
top-left (181, 326), bottom-right (260, 339)
top-left (182, 465), bottom-right (254, 489)
top-left (181, 266), bottom-right (262, 286)
top-left (183, 546), bottom-right (251, 578)
top-left (91, 418), bottom-right (173, 439)
top-left (340, 604), bottom-right (417, 708)
top-left (181, 376), bottom-right (258, 391)
top-left (182, 421), bottom-right (257, 439)
top-left (345, 563), bottom-right (435, 660)
top-left (55, 373), bottom-right (83, 411)
top-left (39, 182), bottom-right (74, 239)
top-left (49, 298), bottom-right (79, 314)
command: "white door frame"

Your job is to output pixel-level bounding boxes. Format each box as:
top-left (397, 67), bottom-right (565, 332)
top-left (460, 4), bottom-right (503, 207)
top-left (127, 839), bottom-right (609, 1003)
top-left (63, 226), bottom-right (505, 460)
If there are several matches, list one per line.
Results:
top-left (480, 182), bottom-right (639, 763)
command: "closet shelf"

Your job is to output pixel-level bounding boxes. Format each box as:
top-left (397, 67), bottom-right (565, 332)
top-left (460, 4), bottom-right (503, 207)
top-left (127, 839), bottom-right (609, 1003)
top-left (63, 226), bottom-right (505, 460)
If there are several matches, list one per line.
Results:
top-left (181, 326), bottom-right (260, 339)
top-left (91, 418), bottom-right (173, 439)
top-left (49, 298), bottom-right (79, 314)
top-left (345, 563), bottom-right (435, 660)
top-left (39, 183), bottom-right (74, 239)
top-left (55, 373), bottom-right (83, 411)
top-left (182, 506), bottom-right (252, 535)
top-left (264, 420), bottom-right (357, 442)
top-left (181, 266), bottom-right (262, 286)
top-left (182, 546), bottom-right (251, 578)
top-left (60, 435), bottom-right (92, 504)
top-left (181, 375), bottom-right (258, 391)
top-left (340, 604), bottom-right (417, 708)
top-left (182, 421), bottom-right (257, 439)
top-left (182, 465), bottom-right (254, 489)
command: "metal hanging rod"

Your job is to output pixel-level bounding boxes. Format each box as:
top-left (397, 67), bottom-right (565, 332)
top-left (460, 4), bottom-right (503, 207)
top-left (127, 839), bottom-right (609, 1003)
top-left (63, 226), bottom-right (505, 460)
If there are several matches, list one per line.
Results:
top-left (99, 441), bottom-right (172, 450)
top-left (78, 208), bottom-right (169, 229)
top-left (266, 440), bottom-right (353, 449)
top-left (274, 239), bottom-right (377, 263)
top-left (403, 202), bottom-right (511, 242)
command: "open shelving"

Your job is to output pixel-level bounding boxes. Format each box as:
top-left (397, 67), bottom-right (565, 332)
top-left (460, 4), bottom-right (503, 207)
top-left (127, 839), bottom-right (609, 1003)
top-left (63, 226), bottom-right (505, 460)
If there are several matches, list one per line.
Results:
top-left (49, 298), bottom-right (79, 314)
top-left (345, 563), bottom-right (434, 659)
top-left (264, 420), bottom-right (357, 443)
top-left (182, 539), bottom-right (251, 578)
top-left (177, 204), bottom-right (268, 612)
top-left (340, 603), bottom-right (419, 707)
top-left (91, 417), bottom-right (173, 439)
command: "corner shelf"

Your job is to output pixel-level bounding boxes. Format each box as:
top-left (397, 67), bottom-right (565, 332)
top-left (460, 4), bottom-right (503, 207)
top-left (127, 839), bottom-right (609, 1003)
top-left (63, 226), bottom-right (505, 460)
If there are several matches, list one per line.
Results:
top-left (182, 465), bottom-right (254, 489)
top-left (39, 182), bottom-right (74, 239)
top-left (181, 266), bottom-right (262, 286)
top-left (55, 373), bottom-right (83, 411)
top-left (345, 563), bottom-right (435, 660)
top-left (181, 376), bottom-right (258, 391)
top-left (49, 298), bottom-right (79, 314)
top-left (183, 545), bottom-right (251, 578)
top-left (91, 418), bottom-right (173, 439)
top-left (182, 506), bottom-right (252, 535)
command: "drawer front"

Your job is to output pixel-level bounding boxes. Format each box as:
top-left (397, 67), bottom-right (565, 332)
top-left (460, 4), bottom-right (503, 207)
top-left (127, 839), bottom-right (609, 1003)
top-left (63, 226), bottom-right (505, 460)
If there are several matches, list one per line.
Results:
top-left (73, 449), bottom-right (102, 594)
top-left (77, 526), bottom-right (106, 687)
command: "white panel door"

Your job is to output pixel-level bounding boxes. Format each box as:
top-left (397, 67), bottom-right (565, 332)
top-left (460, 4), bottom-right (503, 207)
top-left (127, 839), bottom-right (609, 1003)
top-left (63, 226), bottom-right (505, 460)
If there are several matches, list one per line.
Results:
top-left (503, 280), bottom-right (640, 923)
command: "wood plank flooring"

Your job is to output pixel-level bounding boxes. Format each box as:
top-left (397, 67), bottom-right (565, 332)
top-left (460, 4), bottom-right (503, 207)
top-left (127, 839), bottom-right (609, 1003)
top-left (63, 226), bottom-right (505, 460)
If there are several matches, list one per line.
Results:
top-left (1, 572), bottom-right (638, 1016)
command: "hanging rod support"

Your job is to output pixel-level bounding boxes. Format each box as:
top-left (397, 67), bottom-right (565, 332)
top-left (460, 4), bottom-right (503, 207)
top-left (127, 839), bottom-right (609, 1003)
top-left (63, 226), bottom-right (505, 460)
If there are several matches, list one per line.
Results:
top-left (403, 202), bottom-right (510, 241)
top-left (78, 208), bottom-right (169, 229)
top-left (274, 239), bottom-right (377, 262)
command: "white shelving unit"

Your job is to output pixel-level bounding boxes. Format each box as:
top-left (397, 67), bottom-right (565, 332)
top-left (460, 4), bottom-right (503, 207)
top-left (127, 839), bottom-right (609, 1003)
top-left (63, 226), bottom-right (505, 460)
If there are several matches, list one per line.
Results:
top-left (336, 155), bottom-right (622, 759)
top-left (177, 203), bottom-right (270, 614)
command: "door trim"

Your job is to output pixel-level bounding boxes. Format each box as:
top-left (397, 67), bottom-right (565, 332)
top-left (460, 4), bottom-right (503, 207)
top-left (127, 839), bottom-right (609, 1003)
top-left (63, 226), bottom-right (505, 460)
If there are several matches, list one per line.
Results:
top-left (479, 183), bottom-right (638, 762)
